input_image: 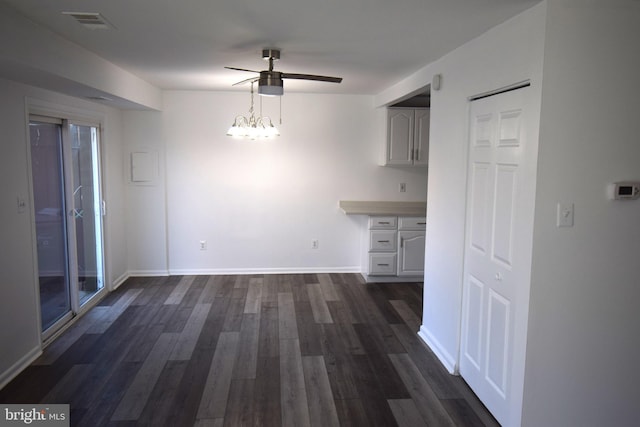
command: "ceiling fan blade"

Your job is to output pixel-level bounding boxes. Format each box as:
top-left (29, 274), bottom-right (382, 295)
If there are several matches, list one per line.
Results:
top-left (232, 76), bottom-right (259, 86)
top-left (281, 73), bottom-right (342, 83)
top-left (225, 66), bottom-right (260, 73)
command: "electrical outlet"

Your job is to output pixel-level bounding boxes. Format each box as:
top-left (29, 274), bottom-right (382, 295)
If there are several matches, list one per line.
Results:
top-left (399, 183), bottom-right (406, 193)
top-left (17, 197), bottom-right (26, 214)
top-left (311, 239), bottom-right (319, 249)
top-left (199, 240), bottom-right (207, 250)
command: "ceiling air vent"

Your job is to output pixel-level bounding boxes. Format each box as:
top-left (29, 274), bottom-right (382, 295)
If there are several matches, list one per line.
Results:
top-left (62, 12), bottom-right (115, 30)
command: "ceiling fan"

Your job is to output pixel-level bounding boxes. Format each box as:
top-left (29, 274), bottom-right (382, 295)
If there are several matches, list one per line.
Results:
top-left (225, 48), bottom-right (342, 96)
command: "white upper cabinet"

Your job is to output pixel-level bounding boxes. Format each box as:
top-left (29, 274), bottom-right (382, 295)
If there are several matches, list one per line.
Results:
top-left (385, 108), bottom-right (430, 167)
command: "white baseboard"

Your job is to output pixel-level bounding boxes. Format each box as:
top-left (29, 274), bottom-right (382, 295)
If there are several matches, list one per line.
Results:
top-left (110, 272), bottom-right (130, 290)
top-left (0, 345), bottom-right (42, 391)
top-left (127, 270), bottom-right (170, 277)
top-left (167, 266), bottom-right (361, 276)
top-left (360, 273), bottom-right (424, 283)
top-left (418, 325), bottom-right (458, 374)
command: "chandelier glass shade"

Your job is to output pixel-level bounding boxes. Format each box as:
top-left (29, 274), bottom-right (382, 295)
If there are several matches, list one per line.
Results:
top-left (227, 82), bottom-right (280, 140)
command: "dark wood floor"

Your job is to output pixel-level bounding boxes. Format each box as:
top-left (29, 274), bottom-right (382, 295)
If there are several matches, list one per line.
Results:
top-left (0, 273), bottom-right (499, 427)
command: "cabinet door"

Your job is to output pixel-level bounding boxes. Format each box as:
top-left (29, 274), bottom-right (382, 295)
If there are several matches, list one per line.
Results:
top-left (414, 109), bottom-right (430, 167)
top-left (398, 231), bottom-right (425, 276)
top-left (386, 109), bottom-right (414, 166)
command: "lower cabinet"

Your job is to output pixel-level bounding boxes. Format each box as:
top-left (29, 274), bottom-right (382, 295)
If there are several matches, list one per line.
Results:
top-left (398, 230), bottom-right (426, 276)
top-left (364, 215), bottom-right (425, 282)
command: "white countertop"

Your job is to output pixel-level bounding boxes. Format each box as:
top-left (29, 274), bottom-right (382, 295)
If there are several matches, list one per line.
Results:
top-left (339, 200), bottom-right (426, 216)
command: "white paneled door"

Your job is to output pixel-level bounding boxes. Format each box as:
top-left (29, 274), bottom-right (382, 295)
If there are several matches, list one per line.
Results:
top-left (460, 86), bottom-right (536, 426)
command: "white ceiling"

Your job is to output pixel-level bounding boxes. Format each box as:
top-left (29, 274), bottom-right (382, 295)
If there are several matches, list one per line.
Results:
top-left (1, 0), bottom-right (540, 95)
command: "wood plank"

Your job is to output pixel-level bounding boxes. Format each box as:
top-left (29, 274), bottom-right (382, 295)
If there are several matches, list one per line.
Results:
top-left (295, 301), bottom-right (324, 357)
top-left (76, 361), bottom-right (142, 426)
top-left (137, 360), bottom-right (188, 426)
top-left (354, 321), bottom-right (406, 355)
top-left (194, 418), bottom-right (224, 427)
top-left (440, 398), bottom-right (498, 427)
top-left (179, 275), bottom-right (207, 308)
top-left (388, 353), bottom-right (456, 427)
top-left (389, 323), bottom-right (462, 399)
top-left (388, 399), bottom-right (428, 427)
top-left (307, 283), bottom-right (334, 324)
top-left (277, 292), bottom-right (298, 340)
top-left (196, 331), bottom-right (240, 420)
top-left (348, 354), bottom-right (400, 426)
top-left (253, 356), bottom-right (281, 427)
top-left (334, 398), bottom-right (370, 427)
top-left (87, 288), bottom-right (144, 334)
top-left (262, 275), bottom-right (278, 303)
top-left (169, 303), bottom-right (212, 360)
top-left (243, 278), bottom-right (263, 314)
top-left (279, 339), bottom-right (311, 427)
top-left (257, 301), bottom-right (279, 358)
top-left (323, 353), bottom-right (359, 400)
top-left (232, 313), bottom-right (260, 379)
top-left (198, 275), bottom-right (224, 303)
top-left (222, 296), bottom-right (245, 332)
top-left (317, 273), bottom-right (341, 301)
top-left (302, 355), bottom-right (340, 427)
top-left (41, 363), bottom-right (93, 404)
top-left (390, 300), bottom-right (422, 331)
top-left (164, 275), bottom-right (195, 305)
top-left (111, 332), bottom-right (180, 421)
top-left (193, 296), bottom-right (231, 351)
top-left (166, 346), bottom-right (216, 426)
top-left (234, 275), bottom-right (250, 289)
top-left (34, 306), bottom-right (110, 365)
top-left (223, 379), bottom-right (254, 426)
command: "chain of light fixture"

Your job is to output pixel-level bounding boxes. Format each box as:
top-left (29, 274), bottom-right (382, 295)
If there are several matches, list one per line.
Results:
top-left (227, 82), bottom-right (279, 140)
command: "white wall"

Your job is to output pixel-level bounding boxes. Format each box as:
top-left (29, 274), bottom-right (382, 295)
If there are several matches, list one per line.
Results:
top-left (522, 1), bottom-right (640, 426)
top-left (123, 111), bottom-right (168, 275)
top-left (0, 77), bottom-right (126, 388)
top-left (377, 3), bottom-right (546, 375)
top-left (122, 91), bottom-right (428, 274)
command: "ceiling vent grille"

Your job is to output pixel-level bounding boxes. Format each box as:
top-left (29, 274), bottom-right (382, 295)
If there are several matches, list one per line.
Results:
top-left (62, 12), bottom-right (114, 30)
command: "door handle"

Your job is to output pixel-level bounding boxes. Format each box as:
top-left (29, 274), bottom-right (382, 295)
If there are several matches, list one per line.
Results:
top-left (494, 272), bottom-right (503, 281)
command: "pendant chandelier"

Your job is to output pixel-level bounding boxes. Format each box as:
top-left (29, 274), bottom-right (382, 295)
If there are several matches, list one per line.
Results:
top-left (227, 82), bottom-right (280, 140)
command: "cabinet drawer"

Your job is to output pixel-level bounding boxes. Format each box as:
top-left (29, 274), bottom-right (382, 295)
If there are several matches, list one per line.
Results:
top-left (369, 230), bottom-right (397, 251)
top-left (369, 216), bottom-right (397, 229)
top-left (369, 253), bottom-right (397, 275)
top-left (399, 217), bottom-right (426, 230)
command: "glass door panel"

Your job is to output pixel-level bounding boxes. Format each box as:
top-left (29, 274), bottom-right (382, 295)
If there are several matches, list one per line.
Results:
top-left (29, 121), bottom-right (72, 331)
top-left (68, 123), bottom-right (104, 305)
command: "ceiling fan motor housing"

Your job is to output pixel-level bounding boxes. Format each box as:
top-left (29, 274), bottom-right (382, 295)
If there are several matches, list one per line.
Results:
top-left (262, 48), bottom-right (281, 61)
top-left (258, 70), bottom-right (284, 96)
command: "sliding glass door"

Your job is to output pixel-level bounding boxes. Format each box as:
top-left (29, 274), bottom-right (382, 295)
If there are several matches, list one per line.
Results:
top-left (30, 117), bottom-right (105, 336)
top-left (68, 124), bottom-right (105, 306)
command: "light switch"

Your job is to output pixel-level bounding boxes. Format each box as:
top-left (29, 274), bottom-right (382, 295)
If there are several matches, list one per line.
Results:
top-left (557, 202), bottom-right (574, 227)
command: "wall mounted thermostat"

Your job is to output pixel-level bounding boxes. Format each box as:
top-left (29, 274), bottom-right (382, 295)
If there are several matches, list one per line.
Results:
top-left (608, 182), bottom-right (640, 200)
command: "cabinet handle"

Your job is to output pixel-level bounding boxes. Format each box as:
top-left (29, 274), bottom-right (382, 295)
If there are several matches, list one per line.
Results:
top-left (377, 263), bottom-right (389, 266)
top-left (415, 148), bottom-right (420, 161)
top-left (400, 237), bottom-right (404, 248)
top-left (379, 221), bottom-right (390, 224)
top-left (377, 240), bottom-right (390, 243)
top-left (417, 222), bottom-right (426, 225)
